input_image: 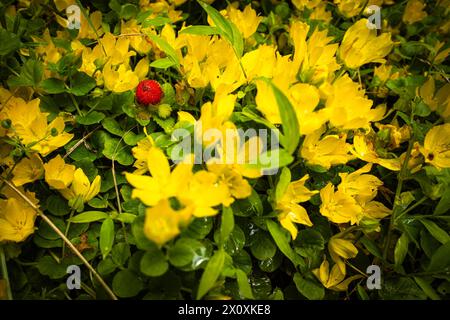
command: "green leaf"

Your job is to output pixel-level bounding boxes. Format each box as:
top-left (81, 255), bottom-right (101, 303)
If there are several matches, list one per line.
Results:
top-left (229, 21), bottom-right (244, 58)
top-left (359, 236), bottom-right (383, 259)
top-left (45, 195), bottom-right (70, 216)
top-left (197, 249), bottom-right (225, 300)
top-left (100, 218), bottom-right (115, 259)
top-left (36, 256), bottom-right (68, 280)
top-left (140, 248), bottom-right (169, 277)
top-left (427, 241), bottom-right (450, 272)
top-left (131, 215), bottom-right (158, 251)
top-left (102, 117), bottom-right (124, 136)
top-left (269, 81), bottom-right (300, 154)
top-left (380, 277), bottom-right (427, 300)
top-left (294, 229), bottom-right (324, 258)
top-left (88, 197), bottom-right (108, 209)
top-left (115, 213), bottom-right (137, 224)
top-left (414, 277), bottom-right (441, 300)
top-left (266, 220), bottom-right (304, 267)
top-left (142, 17), bottom-right (172, 27)
top-left (250, 232), bottom-right (276, 260)
top-left (182, 217), bottom-right (213, 239)
top-left (112, 270), bottom-right (143, 298)
top-left (220, 206), bottom-right (234, 245)
top-left (149, 57), bottom-right (177, 69)
top-left (7, 59), bottom-right (43, 88)
top-left (76, 111), bottom-right (105, 125)
top-left (293, 273), bottom-right (325, 300)
top-left (420, 219), bottom-right (450, 245)
top-left (111, 242), bottom-right (131, 266)
top-left (168, 238), bottom-right (208, 269)
top-left (413, 99), bottom-right (431, 117)
top-left (69, 211), bottom-right (109, 223)
top-left (69, 72), bottom-right (96, 96)
top-left (0, 29), bottom-right (22, 56)
top-left (394, 233), bottom-right (409, 267)
top-left (197, 1), bottom-right (233, 42)
top-left (144, 32), bottom-right (179, 69)
top-left (244, 148), bottom-right (294, 174)
top-left (37, 217), bottom-right (66, 241)
top-left (275, 167), bottom-right (291, 203)
top-left (357, 284), bottom-right (370, 300)
top-left (98, 257), bottom-right (117, 276)
top-left (179, 25), bottom-right (220, 36)
top-left (235, 269), bottom-right (254, 299)
top-left (94, 131), bottom-right (134, 165)
top-left (434, 189), bottom-right (450, 215)
top-left (41, 78), bottom-right (66, 94)
top-left (123, 131), bottom-right (145, 146)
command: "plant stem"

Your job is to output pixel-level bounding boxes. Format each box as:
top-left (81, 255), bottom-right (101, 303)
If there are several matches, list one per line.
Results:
top-left (62, 208), bottom-right (76, 259)
top-left (0, 177), bottom-right (118, 300)
top-left (394, 196), bottom-right (428, 222)
top-left (0, 246), bottom-right (13, 300)
top-left (382, 138), bottom-right (415, 263)
top-left (69, 93), bottom-right (83, 116)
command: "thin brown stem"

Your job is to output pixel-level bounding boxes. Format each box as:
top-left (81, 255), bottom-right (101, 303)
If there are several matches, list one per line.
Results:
top-left (0, 177), bottom-right (118, 300)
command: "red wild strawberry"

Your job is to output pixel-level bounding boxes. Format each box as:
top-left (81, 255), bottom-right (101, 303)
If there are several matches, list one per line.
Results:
top-left (135, 80), bottom-right (163, 106)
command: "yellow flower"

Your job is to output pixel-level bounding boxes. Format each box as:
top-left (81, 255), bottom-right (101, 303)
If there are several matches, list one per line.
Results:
top-left (103, 58), bottom-right (149, 93)
top-left (324, 75), bottom-right (386, 130)
top-left (32, 29), bottom-right (63, 66)
top-left (290, 83), bottom-right (328, 135)
top-left (60, 168), bottom-right (101, 210)
top-left (44, 155), bottom-right (76, 190)
top-left (334, 0), bottom-right (366, 18)
top-left (197, 89), bottom-right (237, 146)
top-left (290, 21), bottom-right (340, 84)
top-left (254, 52), bottom-right (298, 124)
top-left (184, 170), bottom-right (231, 217)
top-left (301, 127), bottom-right (354, 170)
top-left (144, 199), bottom-right (192, 245)
top-left (376, 121), bottom-right (411, 150)
top-left (417, 77), bottom-right (450, 121)
top-left (99, 33), bottom-right (136, 66)
top-left (419, 123), bottom-right (450, 169)
top-left (338, 164), bottom-right (383, 204)
top-left (276, 174), bottom-right (318, 239)
top-left (361, 200), bottom-right (392, 220)
top-left (292, 0), bottom-right (322, 10)
top-left (374, 64), bottom-right (400, 84)
top-left (320, 183), bottom-right (362, 225)
top-left (131, 136), bottom-right (154, 174)
top-left (328, 235), bottom-right (358, 273)
top-left (310, 2), bottom-right (333, 23)
top-left (54, 0), bottom-right (74, 11)
top-left (121, 19), bottom-right (153, 54)
top-left (3, 97), bottom-right (73, 156)
top-left (126, 147), bottom-right (193, 206)
top-left (11, 154), bottom-right (44, 187)
top-left (0, 197), bottom-right (37, 243)
top-left (403, 0), bottom-right (427, 25)
top-left (224, 4), bottom-right (262, 39)
top-left (241, 45), bottom-right (277, 81)
top-left (351, 132), bottom-right (402, 171)
top-left (430, 41), bottom-right (450, 65)
top-left (201, 126), bottom-right (265, 206)
top-left (312, 259), bottom-right (362, 291)
top-left (127, 145), bottom-right (229, 219)
top-left (55, 10), bottom-right (103, 40)
top-left (339, 19), bottom-right (394, 69)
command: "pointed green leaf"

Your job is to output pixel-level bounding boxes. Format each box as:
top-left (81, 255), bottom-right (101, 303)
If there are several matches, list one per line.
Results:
top-left (100, 218), bottom-right (115, 259)
top-left (197, 249), bottom-right (225, 300)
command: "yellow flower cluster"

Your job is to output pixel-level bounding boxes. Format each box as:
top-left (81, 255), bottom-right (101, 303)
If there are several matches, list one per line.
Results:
top-left (320, 163), bottom-right (391, 226)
